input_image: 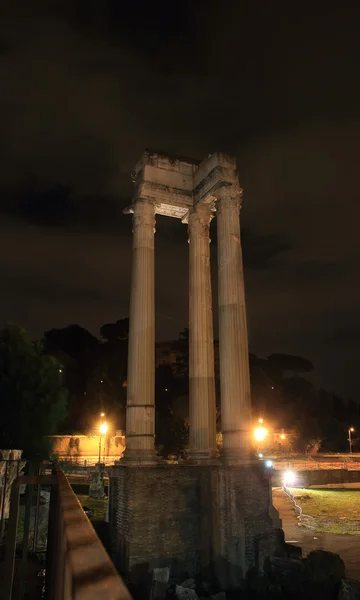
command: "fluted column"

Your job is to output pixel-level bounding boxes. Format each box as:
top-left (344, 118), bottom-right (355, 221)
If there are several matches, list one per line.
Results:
top-left (188, 206), bottom-right (217, 458)
top-left (123, 198), bottom-right (157, 464)
top-left (216, 185), bottom-right (252, 461)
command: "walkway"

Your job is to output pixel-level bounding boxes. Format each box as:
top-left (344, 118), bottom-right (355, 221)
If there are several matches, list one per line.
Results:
top-left (272, 487), bottom-right (360, 580)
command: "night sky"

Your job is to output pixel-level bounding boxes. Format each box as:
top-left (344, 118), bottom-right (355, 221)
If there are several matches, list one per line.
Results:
top-left (1, 2), bottom-right (359, 397)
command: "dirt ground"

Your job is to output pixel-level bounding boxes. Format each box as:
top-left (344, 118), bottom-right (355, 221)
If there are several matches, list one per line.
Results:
top-left (272, 487), bottom-right (360, 581)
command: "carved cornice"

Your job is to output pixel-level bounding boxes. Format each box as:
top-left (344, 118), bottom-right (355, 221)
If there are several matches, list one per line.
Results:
top-left (133, 181), bottom-right (193, 215)
top-left (128, 151), bottom-right (242, 221)
top-left (156, 203), bottom-right (189, 219)
top-left (193, 167), bottom-right (239, 208)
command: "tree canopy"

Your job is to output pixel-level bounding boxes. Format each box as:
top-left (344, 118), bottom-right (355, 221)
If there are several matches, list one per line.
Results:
top-left (3, 317), bottom-right (356, 458)
top-left (0, 323), bottom-right (67, 458)
top-left (266, 353), bottom-right (314, 376)
top-left (43, 321), bottom-right (128, 433)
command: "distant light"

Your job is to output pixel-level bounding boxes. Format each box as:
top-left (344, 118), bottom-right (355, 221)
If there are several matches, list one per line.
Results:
top-left (100, 380), bottom-right (103, 384)
top-left (254, 427), bottom-right (268, 442)
top-left (100, 412), bottom-right (105, 417)
top-left (271, 386), bottom-right (275, 390)
top-left (350, 427), bottom-right (355, 432)
top-left (99, 422), bottom-right (108, 435)
top-left (283, 471), bottom-right (295, 486)
top-left (258, 418), bottom-right (263, 424)
top-left (58, 369), bottom-right (62, 373)
top-left (258, 453), bottom-right (263, 458)
top-left (280, 434), bottom-right (286, 440)
top-left (164, 388), bottom-right (168, 392)
top-left (265, 460), bottom-right (273, 468)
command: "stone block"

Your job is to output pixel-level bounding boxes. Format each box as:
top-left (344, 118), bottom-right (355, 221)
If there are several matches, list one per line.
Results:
top-left (109, 462), bottom-right (280, 596)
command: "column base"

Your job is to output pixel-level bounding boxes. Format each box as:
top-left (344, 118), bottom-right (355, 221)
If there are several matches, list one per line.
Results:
top-left (187, 449), bottom-right (219, 464)
top-left (121, 448), bottom-right (158, 466)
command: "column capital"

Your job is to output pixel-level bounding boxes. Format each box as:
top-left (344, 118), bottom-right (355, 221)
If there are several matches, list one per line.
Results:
top-left (188, 205), bottom-right (213, 240)
top-left (131, 198), bottom-right (156, 234)
top-left (216, 185), bottom-right (243, 213)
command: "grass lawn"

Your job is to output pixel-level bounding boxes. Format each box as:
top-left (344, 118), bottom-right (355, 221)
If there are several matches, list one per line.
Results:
top-left (76, 495), bottom-right (107, 521)
top-left (289, 488), bottom-right (360, 519)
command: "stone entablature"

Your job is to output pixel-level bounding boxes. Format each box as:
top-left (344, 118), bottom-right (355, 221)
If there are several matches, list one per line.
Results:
top-left (125, 149), bottom-right (241, 221)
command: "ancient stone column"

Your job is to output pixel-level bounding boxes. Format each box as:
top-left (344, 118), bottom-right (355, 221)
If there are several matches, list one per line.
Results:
top-left (123, 198), bottom-right (157, 464)
top-left (188, 206), bottom-right (217, 458)
top-left (216, 185), bottom-right (252, 461)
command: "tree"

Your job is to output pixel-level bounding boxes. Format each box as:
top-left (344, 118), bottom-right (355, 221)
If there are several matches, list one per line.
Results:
top-left (43, 325), bottom-right (101, 432)
top-left (266, 353), bottom-right (314, 380)
top-left (100, 318), bottom-right (129, 343)
top-left (44, 322), bottom-right (128, 433)
top-left (0, 323), bottom-right (67, 458)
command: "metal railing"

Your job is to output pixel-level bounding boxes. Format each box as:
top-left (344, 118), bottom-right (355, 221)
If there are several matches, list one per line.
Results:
top-left (282, 485), bottom-right (303, 517)
top-left (273, 461), bottom-right (360, 471)
top-left (0, 462), bottom-right (132, 599)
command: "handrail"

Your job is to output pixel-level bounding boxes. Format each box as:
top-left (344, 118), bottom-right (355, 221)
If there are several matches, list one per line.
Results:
top-left (47, 465), bottom-right (133, 599)
top-left (0, 463), bottom-right (132, 600)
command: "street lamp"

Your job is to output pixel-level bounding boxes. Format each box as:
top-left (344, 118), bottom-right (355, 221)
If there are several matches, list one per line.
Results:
top-left (283, 470), bottom-right (295, 486)
top-left (254, 426), bottom-right (268, 442)
top-left (98, 418), bottom-right (108, 463)
top-left (348, 427), bottom-right (355, 454)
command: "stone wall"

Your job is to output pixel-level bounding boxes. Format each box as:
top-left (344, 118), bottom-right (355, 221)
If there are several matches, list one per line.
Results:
top-left (272, 468), bottom-right (360, 488)
top-left (109, 462), bottom-right (279, 597)
top-left (48, 433), bottom-right (125, 465)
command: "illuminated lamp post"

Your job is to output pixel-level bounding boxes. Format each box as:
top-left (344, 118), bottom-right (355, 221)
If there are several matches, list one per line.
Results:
top-left (98, 418), bottom-right (108, 464)
top-left (348, 427), bottom-right (355, 455)
top-left (254, 423), bottom-right (268, 456)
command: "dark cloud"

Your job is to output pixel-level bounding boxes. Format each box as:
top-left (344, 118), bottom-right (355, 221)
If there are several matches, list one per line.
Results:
top-left (325, 324), bottom-right (360, 348)
top-left (0, 2), bottom-right (359, 396)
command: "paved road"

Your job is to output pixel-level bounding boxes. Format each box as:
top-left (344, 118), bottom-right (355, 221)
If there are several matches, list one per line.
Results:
top-left (272, 487), bottom-right (360, 580)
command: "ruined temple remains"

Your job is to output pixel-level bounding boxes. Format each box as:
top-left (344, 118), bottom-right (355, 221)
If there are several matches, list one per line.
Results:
top-left (109, 151), bottom-right (282, 593)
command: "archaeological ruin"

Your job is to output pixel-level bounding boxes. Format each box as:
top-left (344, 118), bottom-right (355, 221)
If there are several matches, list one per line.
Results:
top-left (109, 150), bottom-right (282, 594)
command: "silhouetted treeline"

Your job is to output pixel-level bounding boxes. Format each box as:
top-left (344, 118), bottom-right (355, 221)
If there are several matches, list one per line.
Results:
top-left (41, 320), bottom-right (359, 456)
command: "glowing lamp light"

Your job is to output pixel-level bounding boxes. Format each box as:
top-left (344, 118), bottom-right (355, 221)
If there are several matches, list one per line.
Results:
top-left (99, 422), bottom-right (108, 435)
top-left (254, 427), bottom-right (268, 442)
top-left (280, 434), bottom-right (286, 440)
top-left (258, 453), bottom-right (263, 458)
top-left (258, 418), bottom-right (264, 424)
top-left (265, 460), bottom-right (273, 468)
top-left (283, 471), bottom-right (295, 486)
